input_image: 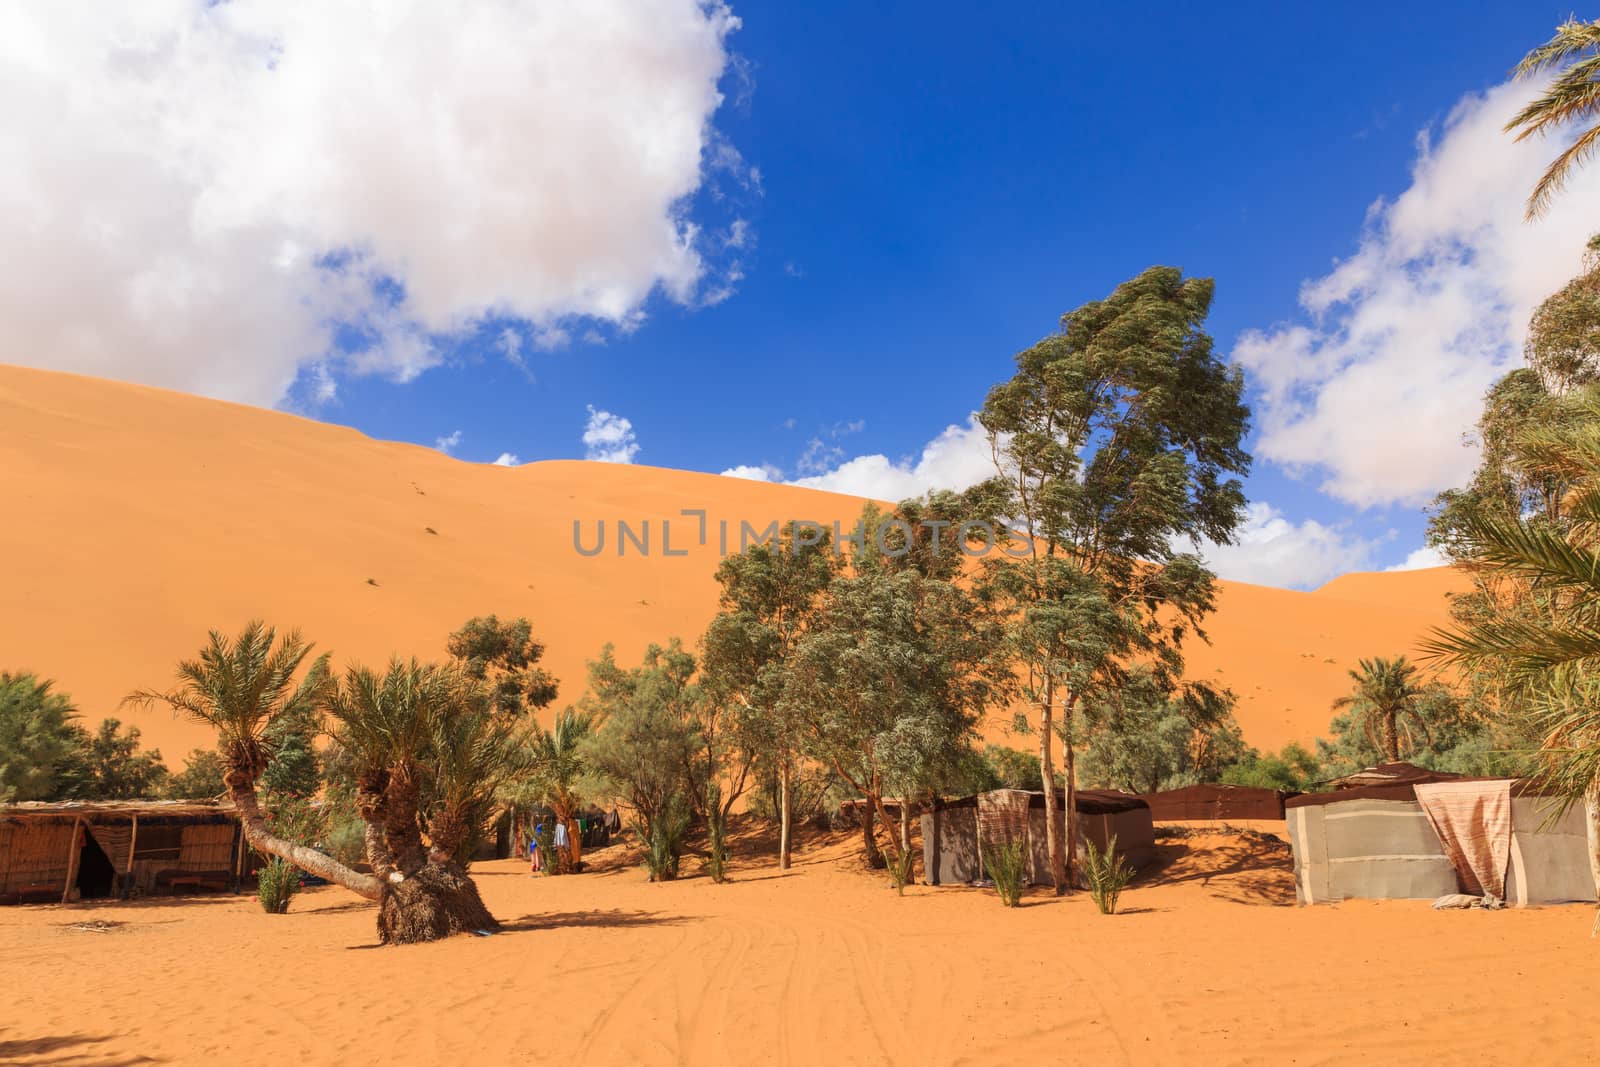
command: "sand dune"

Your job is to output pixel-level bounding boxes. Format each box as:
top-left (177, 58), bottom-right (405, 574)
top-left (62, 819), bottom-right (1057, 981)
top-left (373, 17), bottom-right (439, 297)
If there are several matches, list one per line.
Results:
top-left (2, 824), bottom-right (1593, 1066)
top-left (0, 363), bottom-right (1463, 758)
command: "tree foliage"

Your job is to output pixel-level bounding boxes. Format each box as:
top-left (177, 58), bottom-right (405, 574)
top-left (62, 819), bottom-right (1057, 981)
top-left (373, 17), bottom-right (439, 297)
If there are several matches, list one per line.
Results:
top-left (0, 672), bottom-right (84, 803)
top-left (977, 265), bottom-right (1251, 889)
top-left (1506, 19), bottom-right (1600, 219)
top-left (167, 748), bottom-right (227, 800)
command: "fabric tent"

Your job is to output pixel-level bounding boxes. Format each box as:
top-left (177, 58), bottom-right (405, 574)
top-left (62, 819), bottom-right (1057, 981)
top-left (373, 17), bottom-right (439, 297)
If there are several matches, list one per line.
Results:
top-left (1285, 776), bottom-right (1597, 906)
top-left (1141, 784), bottom-right (1293, 822)
top-left (921, 789), bottom-right (1154, 886)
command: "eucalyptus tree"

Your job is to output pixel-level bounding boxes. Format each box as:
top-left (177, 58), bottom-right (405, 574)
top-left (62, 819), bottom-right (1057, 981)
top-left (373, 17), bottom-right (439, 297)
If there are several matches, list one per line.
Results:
top-left (978, 266), bottom-right (1250, 891)
top-left (699, 525), bottom-right (838, 869)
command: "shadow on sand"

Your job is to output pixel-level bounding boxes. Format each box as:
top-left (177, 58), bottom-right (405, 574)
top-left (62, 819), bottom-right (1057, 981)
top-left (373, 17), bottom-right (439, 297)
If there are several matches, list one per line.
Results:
top-left (0, 1032), bottom-right (163, 1066)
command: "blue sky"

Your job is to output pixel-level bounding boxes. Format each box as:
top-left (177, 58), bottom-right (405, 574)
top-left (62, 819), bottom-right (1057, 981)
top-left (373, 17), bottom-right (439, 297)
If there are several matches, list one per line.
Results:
top-left (5, 2), bottom-right (1596, 588)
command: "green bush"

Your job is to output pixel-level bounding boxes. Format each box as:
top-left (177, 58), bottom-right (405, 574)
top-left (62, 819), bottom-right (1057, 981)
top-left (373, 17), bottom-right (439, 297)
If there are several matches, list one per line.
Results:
top-left (984, 837), bottom-right (1028, 907)
top-left (1084, 835), bottom-right (1134, 915)
top-left (323, 812), bottom-right (368, 868)
top-left (256, 857), bottom-right (300, 914)
top-left (886, 849), bottom-right (915, 895)
top-left (644, 799), bottom-right (689, 882)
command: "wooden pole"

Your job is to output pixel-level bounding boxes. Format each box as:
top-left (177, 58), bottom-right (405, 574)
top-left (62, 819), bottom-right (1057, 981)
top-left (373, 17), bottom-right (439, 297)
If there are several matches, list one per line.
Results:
top-left (60, 816), bottom-right (84, 904)
top-left (123, 814), bottom-right (139, 899)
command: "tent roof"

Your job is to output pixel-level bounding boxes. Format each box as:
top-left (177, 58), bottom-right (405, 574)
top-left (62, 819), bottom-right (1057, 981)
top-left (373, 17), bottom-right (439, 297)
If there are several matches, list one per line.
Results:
top-left (1325, 762), bottom-right (1465, 791)
top-left (0, 799), bottom-right (236, 822)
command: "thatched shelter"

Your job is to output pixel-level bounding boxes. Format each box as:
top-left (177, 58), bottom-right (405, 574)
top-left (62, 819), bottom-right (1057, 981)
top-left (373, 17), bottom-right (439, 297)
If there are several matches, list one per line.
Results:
top-left (0, 799), bottom-right (243, 904)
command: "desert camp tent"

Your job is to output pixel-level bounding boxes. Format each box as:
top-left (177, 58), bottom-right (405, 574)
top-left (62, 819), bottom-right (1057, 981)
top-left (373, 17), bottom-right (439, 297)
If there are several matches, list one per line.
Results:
top-left (1142, 784), bottom-right (1294, 823)
top-left (921, 788), bottom-right (1155, 887)
top-left (1285, 766), bottom-right (1597, 906)
top-left (0, 800), bottom-right (243, 904)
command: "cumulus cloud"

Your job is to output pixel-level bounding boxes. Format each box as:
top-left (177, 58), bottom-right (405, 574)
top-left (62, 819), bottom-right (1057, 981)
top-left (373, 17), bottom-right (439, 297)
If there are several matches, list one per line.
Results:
top-left (434, 430), bottom-right (463, 456)
top-left (1232, 80), bottom-right (1600, 508)
top-left (720, 463), bottom-right (781, 481)
top-left (790, 417), bottom-right (996, 500)
top-left (0, 2), bottom-right (746, 406)
top-left (492, 452), bottom-right (520, 468)
top-left (1190, 502), bottom-right (1383, 590)
top-left (1386, 544), bottom-right (1448, 572)
top-left (582, 406), bottom-right (640, 464)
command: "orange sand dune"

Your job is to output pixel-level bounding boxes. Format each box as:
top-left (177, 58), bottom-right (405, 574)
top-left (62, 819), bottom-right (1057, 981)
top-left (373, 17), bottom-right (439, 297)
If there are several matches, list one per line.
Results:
top-left (2, 826), bottom-right (1593, 1066)
top-left (0, 363), bottom-right (1463, 759)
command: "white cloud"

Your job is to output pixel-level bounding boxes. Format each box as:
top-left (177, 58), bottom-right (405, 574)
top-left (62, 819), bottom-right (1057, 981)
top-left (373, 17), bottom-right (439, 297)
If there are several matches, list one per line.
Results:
top-left (1192, 502), bottom-right (1382, 590)
top-left (434, 430), bottom-right (463, 455)
top-left (1386, 544), bottom-right (1448, 572)
top-left (1232, 80), bottom-right (1600, 508)
top-left (0, 2), bottom-right (744, 406)
top-left (582, 406), bottom-right (639, 464)
top-left (790, 416), bottom-right (996, 500)
top-left (719, 463), bottom-right (781, 481)
top-left (492, 452), bottom-right (520, 468)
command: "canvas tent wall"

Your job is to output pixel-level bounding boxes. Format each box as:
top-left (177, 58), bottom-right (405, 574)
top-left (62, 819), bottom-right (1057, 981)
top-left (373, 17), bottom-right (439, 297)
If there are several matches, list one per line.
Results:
top-left (1285, 780), bottom-right (1598, 906)
top-left (1142, 784), bottom-right (1292, 823)
top-left (921, 789), bottom-right (1155, 886)
top-left (0, 800), bottom-right (242, 904)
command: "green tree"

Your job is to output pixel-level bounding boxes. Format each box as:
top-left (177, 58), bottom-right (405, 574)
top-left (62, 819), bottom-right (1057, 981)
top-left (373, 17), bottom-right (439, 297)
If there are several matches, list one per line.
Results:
top-left (700, 526), bottom-right (838, 869)
top-left (1424, 394), bottom-right (1600, 898)
top-left (977, 266), bottom-right (1251, 891)
top-left (1078, 675), bottom-right (1246, 794)
top-left (127, 621), bottom-right (523, 944)
top-left (446, 615), bottom-right (560, 717)
top-left (512, 707), bottom-right (598, 870)
top-left (75, 718), bottom-right (169, 799)
top-left (0, 672), bottom-right (84, 803)
top-left (1218, 743), bottom-right (1323, 792)
top-left (1328, 657), bottom-right (1434, 764)
top-left (1506, 18), bottom-right (1600, 219)
top-left (578, 640), bottom-right (700, 868)
top-left (259, 701), bottom-right (320, 799)
top-left (167, 748), bottom-right (227, 800)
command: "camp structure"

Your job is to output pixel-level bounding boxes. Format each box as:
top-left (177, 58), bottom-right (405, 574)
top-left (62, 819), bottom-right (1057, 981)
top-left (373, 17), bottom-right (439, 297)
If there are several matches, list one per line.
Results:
top-left (0, 799), bottom-right (244, 905)
top-left (1285, 763), bottom-right (1599, 906)
top-left (1141, 783), bottom-right (1294, 823)
top-left (920, 788), bottom-right (1156, 887)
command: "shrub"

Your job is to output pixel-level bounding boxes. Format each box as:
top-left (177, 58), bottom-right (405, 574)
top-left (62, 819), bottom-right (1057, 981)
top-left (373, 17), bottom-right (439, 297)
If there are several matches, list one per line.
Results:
top-left (886, 849), bottom-right (915, 896)
top-left (1084, 835), bottom-right (1134, 915)
top-left (643, 799), bottom-right (689, 882)
top-left (984, 837), bottom-right (1028, 907)
top-left (323, 811), bottom-right (368, 868)
top-left (705, 803), bottom-right (729, 884)
top-left (256, 857), bottom-right (300, 914)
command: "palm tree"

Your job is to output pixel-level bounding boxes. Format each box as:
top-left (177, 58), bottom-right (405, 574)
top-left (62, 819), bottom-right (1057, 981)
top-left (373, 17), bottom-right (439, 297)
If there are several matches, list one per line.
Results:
top-left (123, 622), bottom-right (378, 898)
top-left (1331, 656), bottom-right (1431, 763)
top-left (517, 707), bottom-right (597, 868)
top-left (1423, 401), bottom-right (1600, 910)
top-left (1507, 18), bottom-right (1600, 220)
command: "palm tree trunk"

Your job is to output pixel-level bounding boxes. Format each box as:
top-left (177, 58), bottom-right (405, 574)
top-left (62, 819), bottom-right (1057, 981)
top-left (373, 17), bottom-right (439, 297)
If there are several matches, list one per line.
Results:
top-left (1381, 712), bottom-right (1399, 762)
top-left (230, 783), bottom-right (380, 900)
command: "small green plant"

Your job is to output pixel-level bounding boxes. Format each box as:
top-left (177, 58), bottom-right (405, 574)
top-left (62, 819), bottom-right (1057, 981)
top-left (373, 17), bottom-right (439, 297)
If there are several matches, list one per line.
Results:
top-left (256, 857), bottom-right (300, 914)
top-left (644, 799), bottom-right (689, 882)
top-left (532, 821), bottom-right (559, 875)
top-left (984, 837), bottom-right (1028, 907)
top-left (705, 787), bottom-right (729, 883)
top-left (1084, 835), bottom-right (1135, 915)
top-left (886, 848), bottom-right (916, 895)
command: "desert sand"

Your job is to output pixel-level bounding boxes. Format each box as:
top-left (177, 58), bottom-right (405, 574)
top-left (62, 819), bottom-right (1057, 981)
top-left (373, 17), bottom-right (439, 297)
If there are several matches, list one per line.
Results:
top-left (0, 363), bottom-right (1464, 759)
top-left (2, 823), bottom-right (1593, 1066)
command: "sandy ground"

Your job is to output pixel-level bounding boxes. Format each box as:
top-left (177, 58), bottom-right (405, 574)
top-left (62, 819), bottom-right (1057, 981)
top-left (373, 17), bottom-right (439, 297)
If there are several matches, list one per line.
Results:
top-left (0, 364), bottom-right (1466, 757)
top-left (2, 823), bottom-right (1594, 1066)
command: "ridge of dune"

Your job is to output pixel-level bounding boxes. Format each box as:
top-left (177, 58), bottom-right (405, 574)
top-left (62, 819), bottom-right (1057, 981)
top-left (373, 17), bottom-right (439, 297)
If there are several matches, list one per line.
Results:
top-left (0, 363), bottom-right (1462, 758)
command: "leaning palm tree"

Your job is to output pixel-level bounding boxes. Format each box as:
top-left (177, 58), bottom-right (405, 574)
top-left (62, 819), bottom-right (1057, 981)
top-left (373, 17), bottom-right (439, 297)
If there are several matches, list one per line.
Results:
top-left (1507, 18), bottom-right (1600, 220)
top-left (129, 623), bottom-right (514, 943)
top-left (1423, 408), bottom-right (1600, 911)
top-left (122, 623), bottom-right (375, 896)
top-left (1331, 656), bottom-right (1431, 763)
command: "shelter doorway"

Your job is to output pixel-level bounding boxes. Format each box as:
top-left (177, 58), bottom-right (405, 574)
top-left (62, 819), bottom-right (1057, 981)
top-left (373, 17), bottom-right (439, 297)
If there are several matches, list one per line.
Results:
top-left (75, 830), bottom-right (116, 899)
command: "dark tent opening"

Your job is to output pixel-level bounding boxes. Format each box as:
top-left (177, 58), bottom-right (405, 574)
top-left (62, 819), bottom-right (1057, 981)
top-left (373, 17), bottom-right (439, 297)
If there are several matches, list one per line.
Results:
top-left (75, 830), bottom-right (116, 899)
